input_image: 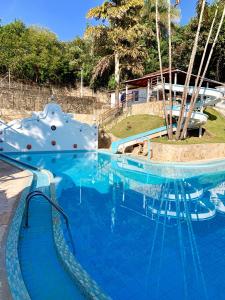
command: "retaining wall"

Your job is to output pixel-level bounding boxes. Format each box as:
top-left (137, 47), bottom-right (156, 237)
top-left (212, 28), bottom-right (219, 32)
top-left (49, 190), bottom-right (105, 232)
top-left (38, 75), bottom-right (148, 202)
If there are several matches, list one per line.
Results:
top-left (151, 142), bottom-right (225, 162)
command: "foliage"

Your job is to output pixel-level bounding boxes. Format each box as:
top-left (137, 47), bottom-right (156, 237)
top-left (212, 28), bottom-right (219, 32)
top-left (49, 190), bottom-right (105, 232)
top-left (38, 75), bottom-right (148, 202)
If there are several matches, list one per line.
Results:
top-left (0, 1), bottom-right (225, 88)
top-left (0, 20), bottom-right (95, 85)
top-left (85, 0), bottom-right (179, 89)
top-left (172, 0), bottom-right (225, 82)
top-left (85, 0), bottom-right (149, 92)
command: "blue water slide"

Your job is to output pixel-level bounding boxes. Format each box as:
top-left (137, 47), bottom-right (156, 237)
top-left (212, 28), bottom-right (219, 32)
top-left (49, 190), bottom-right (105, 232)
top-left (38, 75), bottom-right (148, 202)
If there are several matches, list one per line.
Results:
top-left (111, 125), bottom-right (176, 153)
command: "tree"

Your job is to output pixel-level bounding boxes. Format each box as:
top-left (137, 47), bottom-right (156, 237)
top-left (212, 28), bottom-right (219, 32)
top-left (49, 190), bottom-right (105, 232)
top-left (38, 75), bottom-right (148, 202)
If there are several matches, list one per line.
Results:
top-left (86, 0), bottom-right (148, 105)
top-left (144, 0), bottom-right (180, 139)
top-left (180, 3), bottom-right (225, 139)
top-left (175, 0), bottom-right (206, 140)
top-left (0, 20), bottom-right (27, 77)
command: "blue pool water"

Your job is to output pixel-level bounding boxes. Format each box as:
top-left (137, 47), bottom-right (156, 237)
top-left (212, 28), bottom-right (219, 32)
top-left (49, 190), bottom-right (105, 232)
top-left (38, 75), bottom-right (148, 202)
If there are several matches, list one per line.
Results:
top-left (9, 152), bottom-right (225, 300)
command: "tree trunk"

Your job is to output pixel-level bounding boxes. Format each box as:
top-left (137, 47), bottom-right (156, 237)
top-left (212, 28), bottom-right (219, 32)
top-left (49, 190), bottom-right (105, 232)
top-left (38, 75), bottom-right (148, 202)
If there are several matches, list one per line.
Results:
top-left (175, 0), bottom-right (206, 140)
top-left (168, 0), bottom-right (173, 139)
top-left (180, 6), bottom-right (225, 139)
top-left (155, 0), bottom-right (170, 136)
top-left (180, 7), bottom-right (218, 139)
top-left (115, 52), bottom-right (120, 107)
top-left (8, 68), bottom-right (11, 89)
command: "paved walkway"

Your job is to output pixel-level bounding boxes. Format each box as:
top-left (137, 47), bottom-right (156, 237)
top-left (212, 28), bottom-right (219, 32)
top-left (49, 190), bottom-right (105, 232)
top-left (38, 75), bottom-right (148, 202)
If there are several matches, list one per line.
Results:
top-left (0, 160), bottom-right (32, 300)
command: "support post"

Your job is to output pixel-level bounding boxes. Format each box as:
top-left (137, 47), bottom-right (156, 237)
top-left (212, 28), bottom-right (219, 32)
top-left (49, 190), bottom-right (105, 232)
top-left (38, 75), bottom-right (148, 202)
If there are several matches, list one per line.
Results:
top-left (147, 79), bottom-right (150, 102)
top-left (174, 72), bottom-right (177, 100)
top-left (157, 77), bottom-right (159, 101)
top-left (148, 139), bottom-right (151, 161)
top-left (199, 126), bottom-right (202, 138)
top-left (8, 69), bottom-right (11, 89)
top-left (126, 84), bottom-right (128, 109)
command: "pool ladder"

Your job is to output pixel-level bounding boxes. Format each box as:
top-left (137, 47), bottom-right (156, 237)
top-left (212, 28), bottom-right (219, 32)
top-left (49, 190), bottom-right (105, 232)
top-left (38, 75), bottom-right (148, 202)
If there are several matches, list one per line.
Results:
top-left (24, 190), bottom-right (76, 254)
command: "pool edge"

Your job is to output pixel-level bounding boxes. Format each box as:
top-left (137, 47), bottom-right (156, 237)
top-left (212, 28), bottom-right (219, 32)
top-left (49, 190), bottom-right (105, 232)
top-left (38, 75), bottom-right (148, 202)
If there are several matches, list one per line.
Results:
top-left (0, 156), bottom-right (33, 300)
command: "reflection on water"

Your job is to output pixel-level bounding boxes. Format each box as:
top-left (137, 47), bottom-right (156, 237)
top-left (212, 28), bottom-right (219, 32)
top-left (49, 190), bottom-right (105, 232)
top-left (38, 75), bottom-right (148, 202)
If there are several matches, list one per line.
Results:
top-left (8, 152), bottom-right (225, 300)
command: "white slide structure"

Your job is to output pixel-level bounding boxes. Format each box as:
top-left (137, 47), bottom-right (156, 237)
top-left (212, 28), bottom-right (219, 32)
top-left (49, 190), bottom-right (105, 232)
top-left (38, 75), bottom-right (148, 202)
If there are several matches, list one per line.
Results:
top-left (170, 105), bottom-right (208, 128)
top-left (155, 83), bottom-right (224, 106)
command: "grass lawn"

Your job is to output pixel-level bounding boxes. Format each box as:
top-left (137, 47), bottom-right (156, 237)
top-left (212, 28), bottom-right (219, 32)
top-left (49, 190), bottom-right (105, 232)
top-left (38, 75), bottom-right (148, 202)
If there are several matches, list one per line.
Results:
top-left (110, 114), bottom-right (165, 138)
top-left (156, 107), bottom-right (225, 144)
top-left (110, 108), bottom-right (225, 144)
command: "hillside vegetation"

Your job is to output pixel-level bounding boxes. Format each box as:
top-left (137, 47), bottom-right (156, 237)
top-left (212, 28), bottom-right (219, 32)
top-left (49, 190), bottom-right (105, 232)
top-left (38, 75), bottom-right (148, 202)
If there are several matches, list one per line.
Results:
top-left (0, 1), bottom-right (225, 89)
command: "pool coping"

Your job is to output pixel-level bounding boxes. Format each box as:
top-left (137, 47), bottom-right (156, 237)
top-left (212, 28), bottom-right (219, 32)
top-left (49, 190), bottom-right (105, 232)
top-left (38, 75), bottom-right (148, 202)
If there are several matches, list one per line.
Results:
top-left (1, 154), bottom-right (111, 300)
top-left (98, 149), bottom-right (225, 167)
top-left (0, 156), bottom-right (33, 300)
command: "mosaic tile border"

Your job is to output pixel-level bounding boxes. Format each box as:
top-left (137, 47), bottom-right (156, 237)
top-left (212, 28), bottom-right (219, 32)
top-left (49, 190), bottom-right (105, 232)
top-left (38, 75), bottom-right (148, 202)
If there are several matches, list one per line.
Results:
top-left (45, 170), bottom-right (111, 300)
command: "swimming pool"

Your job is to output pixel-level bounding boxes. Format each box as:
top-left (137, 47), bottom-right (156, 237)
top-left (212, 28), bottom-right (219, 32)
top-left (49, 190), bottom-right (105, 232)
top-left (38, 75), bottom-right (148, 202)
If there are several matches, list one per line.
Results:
top-left (9, 151), bottom-right (225, 300)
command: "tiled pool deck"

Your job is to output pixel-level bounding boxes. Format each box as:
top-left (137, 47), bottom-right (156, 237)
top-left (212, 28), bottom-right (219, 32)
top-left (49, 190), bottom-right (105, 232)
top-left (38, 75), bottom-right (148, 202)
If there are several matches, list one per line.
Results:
top-left (0, 160), bottom-right (32, 300)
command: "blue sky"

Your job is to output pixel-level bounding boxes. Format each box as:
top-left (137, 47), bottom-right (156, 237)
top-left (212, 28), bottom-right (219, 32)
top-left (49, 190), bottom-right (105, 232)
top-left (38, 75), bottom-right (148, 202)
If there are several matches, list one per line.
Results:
top-left (0, 1), bottom-right (211, 41)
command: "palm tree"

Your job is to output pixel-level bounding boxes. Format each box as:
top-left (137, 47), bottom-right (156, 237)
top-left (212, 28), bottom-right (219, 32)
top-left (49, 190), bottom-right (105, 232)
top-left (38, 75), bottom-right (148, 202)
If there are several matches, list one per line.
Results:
top-left (144, 0), bottom-right (180, 31)
top-left (144, 0), bottom-right (180, 139)
top-left (175, 0), bottom-right (206, 140)
top-left (168, 0), bottom-right (173, 139)
top-left (180, 4), bottom-right (225, 139)
top-left (86, 0), bottom-right (146, 106)
top-left (155, 0), bottom-right (170, 135)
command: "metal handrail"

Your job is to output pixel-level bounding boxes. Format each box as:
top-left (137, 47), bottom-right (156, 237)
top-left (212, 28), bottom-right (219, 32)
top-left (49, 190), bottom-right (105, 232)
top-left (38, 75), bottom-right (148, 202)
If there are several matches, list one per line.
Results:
top-left (24, 190), bottom-right (75, 254)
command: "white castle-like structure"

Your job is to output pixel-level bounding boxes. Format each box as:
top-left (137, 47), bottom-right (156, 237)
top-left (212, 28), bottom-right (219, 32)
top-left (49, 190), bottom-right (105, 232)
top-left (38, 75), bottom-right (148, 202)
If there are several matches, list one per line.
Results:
top-left (0, 103), bottom-right (98, 152)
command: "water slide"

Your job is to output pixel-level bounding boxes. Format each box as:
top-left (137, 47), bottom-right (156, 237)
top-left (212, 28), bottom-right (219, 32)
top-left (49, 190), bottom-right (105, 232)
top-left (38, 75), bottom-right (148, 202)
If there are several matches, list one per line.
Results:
top-left (155, 83), bottom-right (224, 107)
top-left (111, 105), bottom-right (208, 153)
top-left (170, 105), bottom-right (208, 128)
top-left (111, 83), bottom-right (218, 153)
top-left (111, 125), bottom-right (177, 153)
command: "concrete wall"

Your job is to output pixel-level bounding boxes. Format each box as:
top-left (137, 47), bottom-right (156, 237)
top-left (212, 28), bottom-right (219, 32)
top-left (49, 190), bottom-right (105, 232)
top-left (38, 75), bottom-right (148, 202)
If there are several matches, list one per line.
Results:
top-left (151, 142), bottom-right (225, 162)
top-left (0, 103), bottom-right (98, 152)
top-left (129, 101), bottom-right (168, 117)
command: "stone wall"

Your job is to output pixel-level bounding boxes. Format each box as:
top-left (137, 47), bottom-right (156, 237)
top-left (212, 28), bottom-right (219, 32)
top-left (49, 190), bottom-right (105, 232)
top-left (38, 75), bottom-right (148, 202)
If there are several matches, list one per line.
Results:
top-left (0, 88), bottom-right (104, 114)
top-left (0, 78), bottom-right (109, 116)
top-left (151, 142), bottom-right (225, 162)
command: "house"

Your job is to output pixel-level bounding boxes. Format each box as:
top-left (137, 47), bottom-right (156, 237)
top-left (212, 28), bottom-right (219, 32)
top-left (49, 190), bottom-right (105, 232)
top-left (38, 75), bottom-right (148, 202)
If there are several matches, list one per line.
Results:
top-left (110, 68), bottom-right (225, 107)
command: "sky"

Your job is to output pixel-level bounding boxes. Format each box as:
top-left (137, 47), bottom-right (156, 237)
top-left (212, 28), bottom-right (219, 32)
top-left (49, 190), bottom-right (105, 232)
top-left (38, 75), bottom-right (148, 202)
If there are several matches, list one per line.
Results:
top-left (0, 0), bottom-right (212, 41)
